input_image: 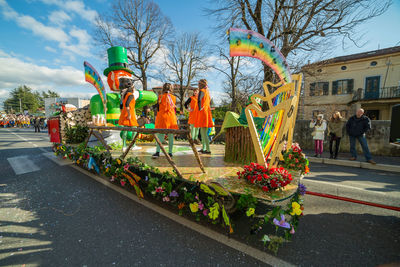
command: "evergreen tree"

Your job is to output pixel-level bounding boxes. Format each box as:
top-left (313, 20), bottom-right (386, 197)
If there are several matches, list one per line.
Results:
top-left (4, 85), bottom-right (40, 113)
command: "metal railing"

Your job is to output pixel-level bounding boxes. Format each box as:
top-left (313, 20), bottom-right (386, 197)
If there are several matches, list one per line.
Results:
top-left (352, 86), bottom-right (400, 101)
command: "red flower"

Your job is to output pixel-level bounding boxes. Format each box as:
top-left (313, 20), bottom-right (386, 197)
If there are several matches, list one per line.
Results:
top-left (262, 186), bottom-right (269, 192)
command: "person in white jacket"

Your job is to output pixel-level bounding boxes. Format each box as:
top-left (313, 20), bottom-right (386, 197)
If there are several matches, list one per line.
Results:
top-left (310, 114), bottom-right (327, 157)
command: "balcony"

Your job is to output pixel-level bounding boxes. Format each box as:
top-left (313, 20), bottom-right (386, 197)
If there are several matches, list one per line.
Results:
top-left (352, 86), bottom-right (400, 102)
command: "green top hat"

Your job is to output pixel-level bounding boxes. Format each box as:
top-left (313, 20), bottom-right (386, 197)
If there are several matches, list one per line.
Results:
top-left (103, 46), bottom-right (134, 76)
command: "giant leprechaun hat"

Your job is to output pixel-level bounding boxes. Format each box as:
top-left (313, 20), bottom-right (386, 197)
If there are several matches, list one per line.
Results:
top-left (103, 46), bottom-right (134, 76)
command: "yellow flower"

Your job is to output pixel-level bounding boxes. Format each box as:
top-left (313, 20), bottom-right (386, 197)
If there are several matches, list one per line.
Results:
top-left (290, 202), bottom-right (302, 216)
top-left (77, 160), bottom-right (80, 164)
top-left (189, 202), bottom-right (199, 213)
top-left (105, 167), bottom-right (109, 173)
top-left (116, 159), bottom-right (121, 165)
top-left (246, 208), bottom-right (255, 217)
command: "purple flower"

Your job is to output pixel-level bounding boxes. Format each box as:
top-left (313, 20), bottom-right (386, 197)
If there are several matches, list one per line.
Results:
top-left (169, 190), bottom-right (179, 197)
top-left (298, 183), bottom-right (307, 196)
top-left (198, 201), bottom-right (204, 210)
top-left (145, 176), bottom-right (149, 181)
top-left (273, 214), bottom-right (290, 229)
top-left (290, 226), bottom-right (295, 234)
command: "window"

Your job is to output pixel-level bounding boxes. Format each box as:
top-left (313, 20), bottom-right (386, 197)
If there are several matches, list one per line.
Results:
top-left (370, 61), bottom-right (377, 66)
top-left (332, 79), bottom-right (354, 95)
top-left (365, 110), bottom-right (379, 120)
top-left (309, 82), bottom-right (329, 96)
top-left (341, 66), bottom-right (347, 70)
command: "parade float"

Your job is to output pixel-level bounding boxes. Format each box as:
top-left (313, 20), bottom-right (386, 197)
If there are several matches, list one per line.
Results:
top-left (50, 29), bottom-right (308, 254)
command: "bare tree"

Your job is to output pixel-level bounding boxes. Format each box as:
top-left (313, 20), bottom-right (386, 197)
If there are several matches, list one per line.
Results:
top-left (164, 32), bottom-right (209, 109)
top-left (206, 0), bottom-right (391, 82)
top-left (212, 46), bottom-right (242, 111)
top-left (95, 0), bottom-right (173, 90)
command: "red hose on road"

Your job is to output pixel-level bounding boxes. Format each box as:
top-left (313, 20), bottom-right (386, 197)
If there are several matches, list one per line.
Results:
top-left (306, 191), bottom-right (400, 212)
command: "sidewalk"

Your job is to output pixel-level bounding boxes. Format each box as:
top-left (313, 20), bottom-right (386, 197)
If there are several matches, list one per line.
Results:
top-left (303, 149), bottom-right (400, 173)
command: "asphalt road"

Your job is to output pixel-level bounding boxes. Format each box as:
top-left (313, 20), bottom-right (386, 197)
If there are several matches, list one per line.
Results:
top-left (0, 128), bottom-right (399, 266)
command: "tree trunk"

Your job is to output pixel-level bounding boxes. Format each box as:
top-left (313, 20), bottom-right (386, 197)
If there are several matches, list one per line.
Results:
top-left (142, 70), bottom-right (147, 91)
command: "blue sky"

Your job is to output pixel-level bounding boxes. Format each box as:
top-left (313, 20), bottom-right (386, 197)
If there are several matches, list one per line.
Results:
top-left (0, 0), bottom-right (399, 107)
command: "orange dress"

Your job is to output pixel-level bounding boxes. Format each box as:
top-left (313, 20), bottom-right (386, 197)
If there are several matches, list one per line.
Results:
top-left (187, 95), bottom-right (198, 125)
top-left (118, 92), bottom-right (138, 127)
top-left (194, 88), bottom-right (214, 128)
top-left (155, 93), bottom-right (178, 129)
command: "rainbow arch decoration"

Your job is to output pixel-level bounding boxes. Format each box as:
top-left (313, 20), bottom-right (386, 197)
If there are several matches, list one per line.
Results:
top-left (229, 28), bottom-right (292, 84)
top-left (228, 28), bottom-right (302, 168)
top-left (84, 61), bottom-right (106, 105)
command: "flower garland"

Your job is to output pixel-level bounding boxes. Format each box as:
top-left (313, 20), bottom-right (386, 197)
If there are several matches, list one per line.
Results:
top-left (53, 142), bottom-right (307, 253)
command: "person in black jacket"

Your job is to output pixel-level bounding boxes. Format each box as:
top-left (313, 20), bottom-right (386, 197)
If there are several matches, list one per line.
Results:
top-left (346, 108), bottom-right (375, 164)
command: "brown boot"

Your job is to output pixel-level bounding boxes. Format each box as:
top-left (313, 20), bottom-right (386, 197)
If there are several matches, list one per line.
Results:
top-left (367, 160), bottom-right (376, 165)
top-left (349, 157), bottom-right (356, 161)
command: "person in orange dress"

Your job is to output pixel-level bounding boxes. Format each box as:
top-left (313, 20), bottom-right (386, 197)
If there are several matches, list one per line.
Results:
top-left (184, 88), bottom-right (199, 141)
top-left (118, 77), bottom-right (139, 152)
top-left (153, 83), bottom-right (178, 158)
top-left (194, 79), bottom-right (214, 154)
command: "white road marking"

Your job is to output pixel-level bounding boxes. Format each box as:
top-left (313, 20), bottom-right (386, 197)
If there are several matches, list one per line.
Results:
top-left (5, 129), bottom-right (50, 153)
top-left (42, 152), bottom-right (73, 166)
top-left (70, 164), bottom-right (295, 267)
top-left (7, 155), bottom-right (40, 175)
top-left (303, 178), bottom-right (386, 194)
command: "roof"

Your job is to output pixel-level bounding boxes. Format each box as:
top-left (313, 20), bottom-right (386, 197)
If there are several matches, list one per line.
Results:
top-left (303, 46), bottom-right (400, 68)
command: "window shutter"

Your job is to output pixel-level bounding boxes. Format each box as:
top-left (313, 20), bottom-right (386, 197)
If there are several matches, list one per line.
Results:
top-left (347, 79), bottom-right (354, 94)
top-left (323, 82), bottom-right (329, 95)
top-left (332, 81), bottom-right (338, 95)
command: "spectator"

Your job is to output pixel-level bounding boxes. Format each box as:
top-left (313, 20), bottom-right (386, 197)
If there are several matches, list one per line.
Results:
top-left (346, 108), bottom-right (376, 164)
top-left (328, 111), bottom-right (345, 159)
top-left (34, 116), bottom-right (41, 132)
top-left (310, 114), bottom-right (327, 158)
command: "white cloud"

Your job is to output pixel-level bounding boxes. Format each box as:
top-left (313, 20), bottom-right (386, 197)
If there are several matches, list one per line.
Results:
top-left (0, 0), bottom-right (94, 59)
top-left (59, 27), bottom-right (92, 58)
top-left (8, 11), bottom-right (67, 43)
top-left (48, 10), bottom-right (71, 26)
top-left (209, 90), bottom-right (228, 106)
top-left (39, 0), bottom-right (98, 23)
top-left (64, 1), bottom-right (98, 22)
top-left (45, 46), bottom-right (57, 53)
top-left (0, 49), bottom-right (85, 91)
top-left (0, 89), bottom-right (9, 98)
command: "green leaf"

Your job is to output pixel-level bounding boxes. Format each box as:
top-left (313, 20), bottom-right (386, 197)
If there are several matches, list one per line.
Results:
top-left (208, 203), bottom-right (220, 220)
top-left (246, 207), bottom-right (255, 217)
top-left (261, 235), bottom-right (270, 245)
top-left (200, 184), bottom-right (215, 195)
top-left (222, 205), bottom-right (230, 226)
top-left (209, 183), bottom-right (228, 196)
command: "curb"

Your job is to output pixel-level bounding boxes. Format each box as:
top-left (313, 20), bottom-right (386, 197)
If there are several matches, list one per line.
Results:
top-left (308, 157), bottom-right (400, 173)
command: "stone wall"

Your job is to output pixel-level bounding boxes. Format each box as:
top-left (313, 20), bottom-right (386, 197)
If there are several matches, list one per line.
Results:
top-left (293, 120), bottom-right (400, 156)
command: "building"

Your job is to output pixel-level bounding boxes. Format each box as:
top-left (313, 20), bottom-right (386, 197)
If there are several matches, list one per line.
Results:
top-left (44, 97), bottom-right (90, 117)
top-left (299, 46), bottom-right (400, 120)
